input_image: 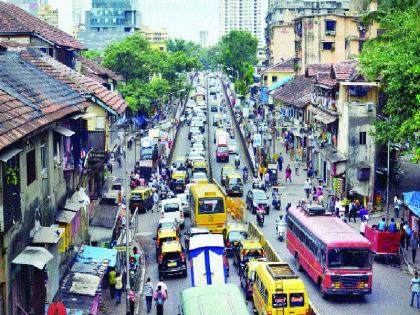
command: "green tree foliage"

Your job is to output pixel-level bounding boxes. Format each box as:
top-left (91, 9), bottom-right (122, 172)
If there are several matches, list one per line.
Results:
top-left (167, 38), bottom-right (201, 58)
top-left (359, 7), bottom-right (420, 161)
top-left (81, 50), bottom-right (102, 59)
top-left (102, 33), bottom-right (198, 114)
top-left (217, 30), bottom-right (258, 95)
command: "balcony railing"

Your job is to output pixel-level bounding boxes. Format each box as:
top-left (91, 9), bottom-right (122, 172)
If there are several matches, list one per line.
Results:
top-left (311, 94), bottom-right (337, 112)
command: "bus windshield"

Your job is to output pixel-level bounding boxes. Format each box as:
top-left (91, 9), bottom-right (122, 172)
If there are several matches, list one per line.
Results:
top-left (327, 248), bottom-right (371, 269)
top-left (198, 198), bottom-right (224, 214)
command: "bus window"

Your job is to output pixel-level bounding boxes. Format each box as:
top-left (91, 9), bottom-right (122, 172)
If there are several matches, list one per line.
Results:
top-left (327, 248), bottom-right (371, 269)
top-left (198, 198), bottom-right (224, 214)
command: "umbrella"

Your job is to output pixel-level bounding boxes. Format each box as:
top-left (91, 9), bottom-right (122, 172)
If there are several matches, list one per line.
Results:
top-left (47, 302), bottom-right (66, 315)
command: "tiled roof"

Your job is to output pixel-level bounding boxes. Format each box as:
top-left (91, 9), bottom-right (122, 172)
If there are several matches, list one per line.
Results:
top-left (78, 56), bottom-right (123, 84)
top-left (0, 2), bottom-right (85, 50)
top-left (317, 78), bottom-right (337, 88)
top-left (273, 75), bottom-right (313, 108)
top-left (307, 63), bottom-right (332, 77)
top-left (263, 59), bottom-right (295, 73)
top-left (23, 49), bottom-right (127, 115)
top-left (333, 60), bottom-right (358, 81)
top-left (0, 50), bottom-right (88, 151)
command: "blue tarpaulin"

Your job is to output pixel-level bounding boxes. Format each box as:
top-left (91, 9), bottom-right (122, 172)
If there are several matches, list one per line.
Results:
top-left (259, 86), bottom-right (269, 104)
top-left (135, 115), bottom-right (149, 126)
top-left (76, 245), bottom-right (117, 267)
top-left (268, 76), bottom-right (293, 91)
top-left (403, 191), bottom-right (420, 216)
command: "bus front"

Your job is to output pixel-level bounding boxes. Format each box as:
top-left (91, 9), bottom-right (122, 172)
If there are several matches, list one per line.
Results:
top-left (323, 243), bottom-right (373, 296)
top-left (197, 192), bottom-right (227, 233)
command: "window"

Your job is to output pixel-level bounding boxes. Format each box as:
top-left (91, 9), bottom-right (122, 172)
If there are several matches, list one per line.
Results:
top-left (40, 144), bottom-right (47, 171)
top-left (272, 76), bottom-right (278, 83)
top-left (322, 42), bottom-right (333, 50)
top-left (96, 116), bottom-right (105, 130)
top-left (325, 20), bottom-right (336, 35)
top-left (359, 132), bottom-right (367, 145)
top-left (26, 149), bottom-right (36, 185)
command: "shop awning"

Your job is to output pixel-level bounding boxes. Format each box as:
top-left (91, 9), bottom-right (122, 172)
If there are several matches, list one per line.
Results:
top-left (56, 210), bottom-right (77, 224)
top-left (403, 191), bottom-right (420, 217)
top-left (53, 126), bottom-right (75, 137)
top-left (32, 225), bottom-right (65, 244)
top-left (269, 76), bottom-right (293, 91)
top-left (313, 111), bottom-right (338, 125)
top-left (64, 199), bottom-right (82, 212)
top-left (325, 150), bottom-right (347, 163)
top-left (0, 148), bottom-right (22, 162)
top-left (70, 273), bottom-right (100, 296)
top-left (12, 246), bottom-right (53, 270)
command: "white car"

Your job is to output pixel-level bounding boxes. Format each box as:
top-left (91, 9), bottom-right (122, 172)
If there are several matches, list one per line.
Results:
top-left (188, 152), bottom-right (205, 166)
top-left (189, 147), bottom-right (205, 157)
top-left (191, 134), bottom-right (205, 146)
top-left (161, 198), bottom-right (184, 228)
top-left (191, 172), bottom-right (208, 184)
top-left (192, 143), bottom-right (205, 152)
top-left (227, 139), bottom-right (237, 154)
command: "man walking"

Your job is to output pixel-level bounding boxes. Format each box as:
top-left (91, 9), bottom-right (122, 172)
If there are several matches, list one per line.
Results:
top-left (410, 271), bottom-right (420, 310)
top-left (411, 232), bottom-right (419, 264)
top-left (304, 179), bottom-right (312, 199)
top-left (294, 158), bottom-right (300, 176)
top-left (115, 272), bottom-right (123, 304)
top-left (153, 190), bottom-right (159, 213)
top-left (144, 278), bottom-right (154, 313)
top-left (277, 154), bottom-right (284, 172)
top-left (153, 285), bottom-right (167, 315)
top-left (394, 194), bottom-right (401, 218)
top-left (285, 165), bottom-right (292, 183)
top-left (108, 267), bottom-right (116, 299)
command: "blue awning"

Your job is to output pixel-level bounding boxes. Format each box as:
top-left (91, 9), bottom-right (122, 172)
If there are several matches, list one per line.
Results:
top-left (403, 191), bottom-right (420, 217)
top-left (269, 76), bottom-right (293, 92)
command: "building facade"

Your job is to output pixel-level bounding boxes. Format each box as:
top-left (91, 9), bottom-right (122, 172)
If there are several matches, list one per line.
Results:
top-left (199, 30), bottom-right (209, 47)
top-left (77, 0), bottom-right (140, 51)
top-left (141, 26), bottom-right (168, 51)
top-left (219, 0), bottom-right (263, 46)
top-left (265, 0), bottom-right (349, 65)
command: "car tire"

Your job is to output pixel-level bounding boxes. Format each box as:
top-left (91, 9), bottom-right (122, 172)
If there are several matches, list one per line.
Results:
top-left (182, 270), bottom-right (187, 278)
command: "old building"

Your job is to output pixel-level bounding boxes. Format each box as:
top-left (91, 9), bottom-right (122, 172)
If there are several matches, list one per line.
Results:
top-left (141, 26), bottom-right (168, 51)
top-left (294, 13), bottom-right (379, 74)
top-left (261, 59), bottom-right (295, 88)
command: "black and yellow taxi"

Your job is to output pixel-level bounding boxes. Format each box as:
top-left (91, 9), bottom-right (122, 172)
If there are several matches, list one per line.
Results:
top-left (170, 170), bottom-right (187, 193)
top-left (158, 240), bottom-right (187, 280)
top-left (153, 228), bottom-right (179, 262)
top-left (129, 187), bottom-right (153, 214)
top-left (233, 239), bottom-right (264, 275)
top-left (222, 223), bottom-right (248, 257)
top-left (192, 159), bottom-right (207, 175)
top-left (220, 164), bottom-right (235, 186)
top-left (174, 156), bottom-right (187, 170)
top-left (225, 173), bottom-right (244, 197)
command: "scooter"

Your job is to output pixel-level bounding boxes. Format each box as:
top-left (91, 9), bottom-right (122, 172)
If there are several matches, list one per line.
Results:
top-left (256, 207), bottom-right (265, 227)
top-left (272, 194), bottom-right (281, 211)
top-left (252, 178), bottom-right (264, 190)
top-left (243, 170), bottom-right (248, 183)
top-left (235, 158), bottom-right (240, 169)
top-left (276, 216), bottom-right (287, 242)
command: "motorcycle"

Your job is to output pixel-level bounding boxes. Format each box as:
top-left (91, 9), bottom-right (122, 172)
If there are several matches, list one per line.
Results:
top-left (243, 170), bottom-right (249, 183)
top-left (272, 193), bottom-right (281, 211)
top-left (276, 216), bottom-right (287, 242)
top-left (252, 178), bottom-right (264, 190)
top-left (256, 208), bottom-right (265, 227)
top-left (235, 158), bottom-right (240, 169)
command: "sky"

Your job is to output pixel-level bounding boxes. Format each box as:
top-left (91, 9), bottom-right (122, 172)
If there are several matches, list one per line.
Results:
top-left (139, 0), bottom-right (219, 44)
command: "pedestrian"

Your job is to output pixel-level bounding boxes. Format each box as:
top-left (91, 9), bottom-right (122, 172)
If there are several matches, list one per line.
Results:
top-left (108, 267), bottom-right (116, 299)
top-left (107, 162), bottom-right (113, 174)
top-left (411, 232), bottom-right (419, 264)
top-left (294, 158), bottom-right (300, 176)
top-left (285, 165), bottom-right (292, 182)
top-left (153, 190), bottom-right (159, 213)
top-left (378, 217), bottom-right (386, 231)
top-left (405, 224), bottom-right (413, 250)
top-left (388, 218), bottom-right (398, 233)
top-left (115, 272), bottom-right (123, 304)
top-left (334, 198), bottom-right (341, 217)
top-left (129, 287), bottom-right (136, 314)
top-left (394, 194), bottom-right (401, 218)
top-left (153, 285), bottom-right (167, 315)
top-left (349, 202), bottom-right (357, 223)
top-left (277, 154), bottom-right (284, 172)
top-left (304, 179), bottom-right (311, 199)
top-left (360, 217), bottom-right (367, 237)
top-left (411, 271), bottom-right (420, 310)
top-left (144, 278), bottom-right (154, 313)
top-left (155, 280), bottom-right (168, 299)
top-left (264, 172), bottom-right (270, 190)
top-left (400, 223), bottom-right (406, 252)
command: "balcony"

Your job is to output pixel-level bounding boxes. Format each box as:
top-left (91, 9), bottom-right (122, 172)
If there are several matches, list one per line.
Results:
top-left (311, 94), bottom-right (337, 113)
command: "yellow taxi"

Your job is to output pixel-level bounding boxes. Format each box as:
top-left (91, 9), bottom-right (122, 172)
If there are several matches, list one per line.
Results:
top-left (154, 228), bottom-right (179, 262)
top-left (158, 240), bottom-right (187, 280)
top-left (225, 173), bottom-right (244, 197)
top-left (174, 156), bottom-right (187, 170)
top-left (129, 187), bottom-right (153, 214)
top-left (170, 170), bottom-right (187, 193)
top-left (220, 164), bottom-right (235, 186)
top-left (192, 159), bottom-right (207, 174)
top-left (233, 239), bottom-right (264, 274)
top-left (222, 223), bottom-right (248, 256)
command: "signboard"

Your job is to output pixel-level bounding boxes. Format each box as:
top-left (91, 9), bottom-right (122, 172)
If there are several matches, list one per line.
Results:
top-left (252, 133), bottom-right (262, 147)
top-left (139, 160), bottom-right (153, 167)
top-left (114, 245), bottom-right (132, 252)
top-left (272, 294), bottom-right (287, 308)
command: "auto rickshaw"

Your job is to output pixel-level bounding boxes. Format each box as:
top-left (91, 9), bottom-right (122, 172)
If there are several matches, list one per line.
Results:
top-left (174, 156), bottom-right (187, 171)
top-left (225, 173), bottom-right (244, 197)
top-left (192, 159), bottom-right (207, 175)
top-left (170, 170), bottom-right (187, 193)
top-left (267, 163), bottom-right (278, 186)
top-left (129, 187), bottom-right (153, 214)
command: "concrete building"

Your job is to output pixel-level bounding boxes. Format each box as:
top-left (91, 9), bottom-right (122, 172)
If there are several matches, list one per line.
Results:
top-left (219, 0), bottom-right (263, 46)
top-left (294, 13), bottom-right (378, 74)
top-left (141, 26), bottom-right (168, 51)
top-left (37, 3), bottom-right (58, 28)
top-left (265, 0), bottom-right (349, 65)
top-left (261, 58), bottom-right (294, 87)
top-left (200, 30), bottom-right (209, 47)
top-left (77, 0), bottom-right (140, 51)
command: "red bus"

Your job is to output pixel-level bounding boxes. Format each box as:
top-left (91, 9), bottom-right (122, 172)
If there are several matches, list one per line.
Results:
top-left (287, 206), bottom-right (372, 297)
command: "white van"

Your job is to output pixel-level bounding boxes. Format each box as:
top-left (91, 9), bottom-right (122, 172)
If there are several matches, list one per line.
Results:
top-left (161, 198), bottom-right (184, 228)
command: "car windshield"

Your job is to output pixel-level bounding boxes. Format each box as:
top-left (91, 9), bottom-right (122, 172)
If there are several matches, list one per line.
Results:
top-left (162, 252), bottom-right (181, 262)
top-left (193, 173), bottom-right (207, 180)
top-left (217, 146), bottom-right (228, 153)
top-left (159, 222), bottom-right (175, 230)
top-left (164, 203), bottom-right (180, 213)
top-left (228, 231), bottom-right (248, 242)
top-left (228, 140), bottom-right (236, 146)
top-left (198, 198), bottom-right (224, 214)
top-left (253, 191), bottom-right (267, 200)
top-left (245, 249), bottom-right (263, 258)
top-left (229, 178), bottom-right (242, 186)
top-left (327, 248), bottom-right (371, 269)
top-left (190, 127), bottom-right (200, 133)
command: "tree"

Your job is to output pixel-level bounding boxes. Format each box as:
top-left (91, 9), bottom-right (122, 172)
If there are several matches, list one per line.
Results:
top-left (359, 7), bottom-right (420, 161)
top-left (167, 38), bottom-right (201, 58)
top-left (81, 50), bottom-right (102, 59)
top-left (217, 30), bottom-right (258, 96)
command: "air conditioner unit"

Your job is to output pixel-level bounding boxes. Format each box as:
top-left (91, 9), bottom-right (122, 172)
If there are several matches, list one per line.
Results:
top-left (366, 102), bottom-right (374, 112)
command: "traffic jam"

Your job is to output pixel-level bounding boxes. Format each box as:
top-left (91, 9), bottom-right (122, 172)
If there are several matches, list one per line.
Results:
top-left (134, 72), bottom-right (377, 315)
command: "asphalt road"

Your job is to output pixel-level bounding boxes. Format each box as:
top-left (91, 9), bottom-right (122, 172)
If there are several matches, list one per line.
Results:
top-left (136, 73), bottom-right (415, 315)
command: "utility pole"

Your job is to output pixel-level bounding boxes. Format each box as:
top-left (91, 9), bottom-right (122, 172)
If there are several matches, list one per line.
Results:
top-left (124, 127), bottom-right (130, 313)
top-left (386, 139), bottom-right (390, 225)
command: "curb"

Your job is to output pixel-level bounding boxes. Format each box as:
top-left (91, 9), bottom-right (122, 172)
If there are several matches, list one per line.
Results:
top-left (134, 233), bottom-right (146, 315)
